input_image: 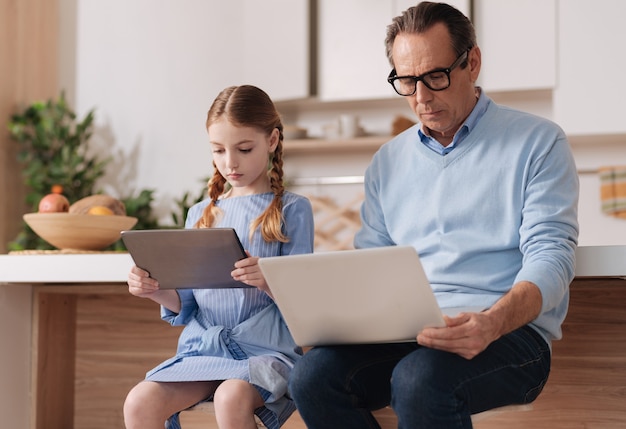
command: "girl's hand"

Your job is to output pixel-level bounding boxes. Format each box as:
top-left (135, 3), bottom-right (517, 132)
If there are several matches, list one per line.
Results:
top-left (232, 253), bottom-right (273, 297)
top-left (127, 266), bottom-right (182, 312)
top-left (127, 265), bottom-right (161, 298)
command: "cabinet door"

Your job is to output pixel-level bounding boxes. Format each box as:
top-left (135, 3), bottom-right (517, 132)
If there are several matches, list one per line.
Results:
top-left (392, 0), bottom-right (470, 17)
top-left (241, 0), bottom-right (310, 101)
top-left (473, 0), bottom-right (556, 92)
top-left (554, 0), bottom-right (626, 135)
top-left (317, 0), bottom-right (394, 101)
top-left (317, 0), bottom-right (472, 101)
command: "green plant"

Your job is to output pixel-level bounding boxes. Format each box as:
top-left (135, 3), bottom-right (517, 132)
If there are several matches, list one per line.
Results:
top-left (6, 92), bottom-right (208, 251)
top-left (7, 94), bottom-right (165, 251)
top-left (108, 189), bottom-right (161, 251)
top-left (8, 92), bottom-right (108, 208)
top-left (171, 178), bottom-right (209, 227)
top-left (7, 93), bottom-right (110, 250)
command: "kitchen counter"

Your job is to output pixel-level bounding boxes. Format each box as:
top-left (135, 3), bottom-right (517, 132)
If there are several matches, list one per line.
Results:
top-left (0, 251), bottom-right (133, 283)
top-left (1, 245), bottom-right (624, 284)
top-left (0, 245), bottom-right (624, 429)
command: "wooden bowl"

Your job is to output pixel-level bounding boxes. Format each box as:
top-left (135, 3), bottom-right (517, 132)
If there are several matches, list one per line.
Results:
top-left (23, 212), bottom-right (138, 251)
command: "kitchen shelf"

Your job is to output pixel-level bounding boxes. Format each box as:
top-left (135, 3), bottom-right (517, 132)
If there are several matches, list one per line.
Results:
top-left (283, 135), bottom-right (389, 154)
top-left (284, 132), bottom-right (625, 154)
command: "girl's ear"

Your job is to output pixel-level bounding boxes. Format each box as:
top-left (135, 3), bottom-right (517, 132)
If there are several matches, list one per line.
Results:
top-left (268, 127), bottom-right (280, 153)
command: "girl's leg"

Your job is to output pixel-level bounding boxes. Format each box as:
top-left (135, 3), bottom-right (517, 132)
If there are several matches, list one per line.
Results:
top-left (213, 379), bottom-right (265, 429)
top-left (124, 380), bottom-right (220, 429)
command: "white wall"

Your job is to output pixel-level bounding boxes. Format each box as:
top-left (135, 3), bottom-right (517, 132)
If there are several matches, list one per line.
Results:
top-left (66, 1), bottom-right (626, 245)
top-left (74, 1), bottom-right (244, 221)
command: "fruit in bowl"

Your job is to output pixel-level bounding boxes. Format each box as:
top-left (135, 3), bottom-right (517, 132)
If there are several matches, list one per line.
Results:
top-left (25, 194), bottom-right (137, 250)
top-left (68, 194), bottom-right (126, 215)
top-left (38, 193), bottom-right (70, 213)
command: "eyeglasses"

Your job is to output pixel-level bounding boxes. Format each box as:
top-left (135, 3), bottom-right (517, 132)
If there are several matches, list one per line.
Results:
top-left (387, 49), bottom-right (469, 96)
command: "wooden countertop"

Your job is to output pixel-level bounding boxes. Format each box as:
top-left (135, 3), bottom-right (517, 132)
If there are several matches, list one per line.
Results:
top-left (0, 245), bottom-right (624, 284)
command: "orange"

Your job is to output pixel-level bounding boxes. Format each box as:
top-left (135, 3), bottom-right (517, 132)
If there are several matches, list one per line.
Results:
top-left (87, 205), bottom-right (114, 216)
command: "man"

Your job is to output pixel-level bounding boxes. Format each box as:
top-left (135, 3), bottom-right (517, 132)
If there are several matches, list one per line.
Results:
top-left (289, 2), bottom-right (579, 428)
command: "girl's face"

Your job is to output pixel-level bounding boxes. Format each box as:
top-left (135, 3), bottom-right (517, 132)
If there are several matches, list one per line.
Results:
top-left (208, 118), bottom-right (279, 197)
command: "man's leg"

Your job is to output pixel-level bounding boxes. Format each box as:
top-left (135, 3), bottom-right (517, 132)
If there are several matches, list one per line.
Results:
top-left (289, 343), bottom-right (417, 429)
top-left (392, 326), bottom-right (551, 429)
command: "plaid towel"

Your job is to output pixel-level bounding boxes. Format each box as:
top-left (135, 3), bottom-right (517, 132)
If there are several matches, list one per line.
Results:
top-left (600, 166), bottom-right (626, 218)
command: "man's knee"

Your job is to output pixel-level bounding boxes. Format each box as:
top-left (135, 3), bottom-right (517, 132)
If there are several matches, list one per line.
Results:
top-left (390, 348), bottom-right (456, 404)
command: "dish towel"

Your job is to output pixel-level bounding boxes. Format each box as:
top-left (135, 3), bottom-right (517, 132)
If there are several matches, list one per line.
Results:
top-left (599, 166), bottom-right (626, 219)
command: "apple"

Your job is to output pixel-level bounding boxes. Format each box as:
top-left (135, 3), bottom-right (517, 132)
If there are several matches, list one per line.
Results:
top-left (38, 193), bottom-right (70, 213)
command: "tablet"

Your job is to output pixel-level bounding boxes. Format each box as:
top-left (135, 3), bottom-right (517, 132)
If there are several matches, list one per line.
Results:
top-left (121, 228), bottom-right (249, 289)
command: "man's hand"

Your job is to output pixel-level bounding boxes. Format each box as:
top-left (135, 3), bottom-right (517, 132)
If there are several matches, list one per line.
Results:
top-left (417, 281), bottom-right (543, 359)
top-left (416, 312), bottom-right (500, 359)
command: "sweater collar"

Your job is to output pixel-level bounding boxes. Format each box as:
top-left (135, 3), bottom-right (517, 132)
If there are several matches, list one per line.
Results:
top-left (418, 87), bottom-right (490, 155)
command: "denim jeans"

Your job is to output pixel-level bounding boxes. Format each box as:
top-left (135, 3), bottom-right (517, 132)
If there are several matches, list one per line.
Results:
top-left (288, 326), bottom-right (550, 429)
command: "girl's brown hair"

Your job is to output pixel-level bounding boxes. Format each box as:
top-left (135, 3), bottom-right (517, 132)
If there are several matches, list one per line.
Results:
top-left (194, 85), bottom-right (288, 243)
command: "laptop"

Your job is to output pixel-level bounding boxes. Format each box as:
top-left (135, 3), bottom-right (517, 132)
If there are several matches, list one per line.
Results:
top-left (258, 246), bottom-right (482, 346)
top-left (121, 228), bottom-right (249, 289)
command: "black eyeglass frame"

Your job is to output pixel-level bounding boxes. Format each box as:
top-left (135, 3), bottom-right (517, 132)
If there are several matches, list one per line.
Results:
top-left (387, 49), bottom-right (470, 96)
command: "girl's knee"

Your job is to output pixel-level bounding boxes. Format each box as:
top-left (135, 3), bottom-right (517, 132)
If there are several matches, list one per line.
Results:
top-left (214, 379), bottom-right (263, 411)
top-left (124, 383), bottom-right (158, 426)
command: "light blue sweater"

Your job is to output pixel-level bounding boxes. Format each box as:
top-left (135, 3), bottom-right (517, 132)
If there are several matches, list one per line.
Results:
top-left (355, 95), bottom-right (579, 347)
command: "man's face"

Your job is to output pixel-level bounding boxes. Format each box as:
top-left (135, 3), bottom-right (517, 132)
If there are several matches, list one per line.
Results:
top-left (391, 23), bottom-right (480, 144)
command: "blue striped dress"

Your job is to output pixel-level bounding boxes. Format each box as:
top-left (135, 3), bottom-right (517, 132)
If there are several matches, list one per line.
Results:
top-left (145, 192), bottom-right (314, 429)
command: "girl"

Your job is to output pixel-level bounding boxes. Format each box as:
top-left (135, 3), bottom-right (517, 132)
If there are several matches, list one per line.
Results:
top-left (123, 85), bottom-right (314, 429)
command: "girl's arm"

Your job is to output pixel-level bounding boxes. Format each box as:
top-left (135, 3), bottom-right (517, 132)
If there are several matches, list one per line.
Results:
top-left (231, 195), bottom-right (316, 296)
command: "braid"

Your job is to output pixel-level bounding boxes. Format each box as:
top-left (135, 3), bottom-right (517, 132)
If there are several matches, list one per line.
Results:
top-left (194, 163), bottom-right (226, 228)
top-left (249, 137), bottom-right (289, 243)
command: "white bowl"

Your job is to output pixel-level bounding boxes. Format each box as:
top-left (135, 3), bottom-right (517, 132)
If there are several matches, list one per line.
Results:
top-left (23, 212), bottom-right (138, 251)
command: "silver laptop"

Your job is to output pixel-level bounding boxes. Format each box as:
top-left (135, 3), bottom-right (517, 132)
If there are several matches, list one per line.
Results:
top-left (121, 228), bottom-right (249, 289)
top-left (259, 246), bottom-right (482, 346)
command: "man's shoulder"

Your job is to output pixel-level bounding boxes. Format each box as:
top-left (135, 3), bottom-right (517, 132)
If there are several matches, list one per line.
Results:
top-left (489, 101), bottom-right (561, 130)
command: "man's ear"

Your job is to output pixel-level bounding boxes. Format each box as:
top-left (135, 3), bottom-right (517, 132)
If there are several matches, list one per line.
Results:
top-left (468, 46), bottom-right (481, 83)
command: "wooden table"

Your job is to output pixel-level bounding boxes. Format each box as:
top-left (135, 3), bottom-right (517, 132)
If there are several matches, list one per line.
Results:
top-left (0, 246), bottom-right (624, 429)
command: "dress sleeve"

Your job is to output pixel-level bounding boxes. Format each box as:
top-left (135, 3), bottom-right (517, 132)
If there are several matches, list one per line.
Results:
top-left (281, 195), bottom-right (315, 256)
top-left (161, 289), bottom-right (199, 326)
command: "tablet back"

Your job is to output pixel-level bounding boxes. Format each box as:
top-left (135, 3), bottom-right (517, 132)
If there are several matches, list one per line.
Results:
top-left (121, 228), bottom-right (248, 289)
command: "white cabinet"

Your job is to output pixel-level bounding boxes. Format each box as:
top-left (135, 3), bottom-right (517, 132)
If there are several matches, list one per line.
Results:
top-left (392, 0), bottom-right (470, 17)
top-left (317, 0), bottom-right (393, 101)
top-left (554, 0), bottom-right (626, 135)
top-left (316, 0), bottom-right (471, 101)
top-left (473, 0), bottom-right (556, 92)
top-left (241, 0), bottom-right (310, 101)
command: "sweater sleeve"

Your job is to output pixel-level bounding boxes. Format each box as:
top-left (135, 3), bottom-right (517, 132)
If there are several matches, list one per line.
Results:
top-left (354, 149), bottom-right (397, 249)
top-left (514, 132), bottom-right (579, 313)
